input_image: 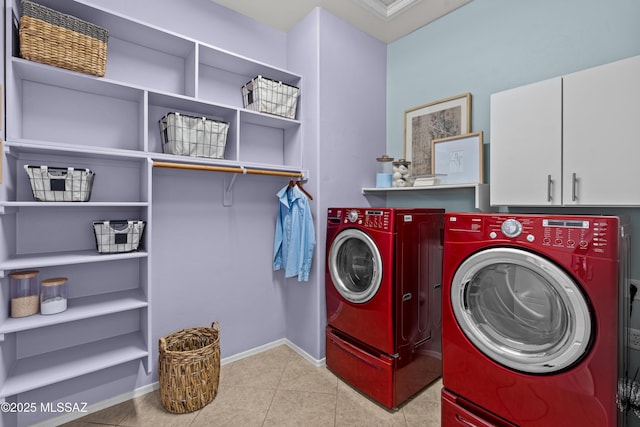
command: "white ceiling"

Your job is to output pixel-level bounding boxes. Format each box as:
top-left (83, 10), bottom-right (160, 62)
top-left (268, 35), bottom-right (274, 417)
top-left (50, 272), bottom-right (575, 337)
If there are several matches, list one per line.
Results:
top-left (211, 0), bottom-right (472, 43)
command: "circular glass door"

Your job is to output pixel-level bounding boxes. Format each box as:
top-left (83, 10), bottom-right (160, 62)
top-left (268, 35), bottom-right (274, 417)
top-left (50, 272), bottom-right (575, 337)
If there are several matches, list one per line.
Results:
top-left (451, 247), bottom-right (592, 374)
top-left (328, 229), bottom-right (383, 304)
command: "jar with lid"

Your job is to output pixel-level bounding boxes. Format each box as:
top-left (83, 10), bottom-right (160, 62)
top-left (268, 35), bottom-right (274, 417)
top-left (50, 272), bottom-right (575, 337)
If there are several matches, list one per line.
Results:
top-left (392, 159), bottom-right (412, 187)
top-left (40, 277), bottom-right (68, 315)
top-left (376, 155), bottom-right (394, 188)
top-left (9, 270), bottom-right (40, 318)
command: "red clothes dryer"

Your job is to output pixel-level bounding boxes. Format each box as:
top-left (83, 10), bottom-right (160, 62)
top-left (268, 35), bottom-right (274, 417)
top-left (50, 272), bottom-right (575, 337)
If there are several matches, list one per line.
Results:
top-left (442, 213), bottom-right (630, 427)
top-left (325, 207), bottom-right (444, 409)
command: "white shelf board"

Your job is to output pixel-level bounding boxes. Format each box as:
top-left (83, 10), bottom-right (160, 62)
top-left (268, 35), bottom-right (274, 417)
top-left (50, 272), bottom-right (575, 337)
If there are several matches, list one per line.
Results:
top-left (12, 58), bottom-right (145, 102)
top-left (198, 44), bottom-right (301, 85)
top-left (150, 153), bottom-right (305, 175)
top-left (0, 332), bottom-right (147, 397)
top-left (0, 289), bottom-right (148, 335)
top-left (0, 201), bottom-right (148, 209)
top-left (4, 139), bottom-right (148, 162)
top-left (240, 109), bottom-right (301, 129)
top-left (362, 183), bottom-right (490, 212)
top-left (0, 250), bottom-right (148, 274)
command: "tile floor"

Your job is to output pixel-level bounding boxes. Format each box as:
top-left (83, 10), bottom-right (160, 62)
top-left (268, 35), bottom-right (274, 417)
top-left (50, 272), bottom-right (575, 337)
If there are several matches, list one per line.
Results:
top-left (62, 344), bottom-right (442, 427)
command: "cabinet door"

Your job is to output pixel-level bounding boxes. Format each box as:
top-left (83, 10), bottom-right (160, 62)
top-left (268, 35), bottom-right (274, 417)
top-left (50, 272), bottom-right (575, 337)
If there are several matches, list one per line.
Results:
top-left (563, 55), bottom-right (640, 205)
top-left (490, 78), bottom-right (562, 206)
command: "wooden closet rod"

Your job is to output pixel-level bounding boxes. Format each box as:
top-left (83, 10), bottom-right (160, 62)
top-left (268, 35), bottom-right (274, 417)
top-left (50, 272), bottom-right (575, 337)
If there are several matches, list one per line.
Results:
top-left (153, 161), bottom-right (304, 178)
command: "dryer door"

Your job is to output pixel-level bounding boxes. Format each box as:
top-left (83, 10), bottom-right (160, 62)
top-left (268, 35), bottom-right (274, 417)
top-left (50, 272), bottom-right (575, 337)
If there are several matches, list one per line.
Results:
top-left (328, 228), bottom-right (383, 304)
top-left (451, 247), bottom-right (592, 374)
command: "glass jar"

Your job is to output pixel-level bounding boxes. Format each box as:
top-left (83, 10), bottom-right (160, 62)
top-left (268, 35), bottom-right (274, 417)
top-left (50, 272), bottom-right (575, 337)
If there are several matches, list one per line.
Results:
top-left (40, 277), bottom-right (68, 315)
top-left (376, 155), bottom-right (394, 188)
top-left (392, 159), bottom-right (412, 187)
top-left (9, 270), bottom-right (40, 318)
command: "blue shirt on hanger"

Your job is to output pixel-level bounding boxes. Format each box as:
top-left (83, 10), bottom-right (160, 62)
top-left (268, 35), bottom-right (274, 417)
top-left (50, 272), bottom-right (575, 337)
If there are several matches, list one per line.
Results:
top-left (273, 184), bottom-right (315, 282)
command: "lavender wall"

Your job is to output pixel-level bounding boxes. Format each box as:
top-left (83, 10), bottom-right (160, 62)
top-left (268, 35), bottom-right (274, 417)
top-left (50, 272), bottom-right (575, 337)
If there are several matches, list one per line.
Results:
top-left (286, 8), bottom-right (387, 360)
top-left (83, 0), bottom-right (286, 66)
top-left (11, 2), bottom-right (387, 423)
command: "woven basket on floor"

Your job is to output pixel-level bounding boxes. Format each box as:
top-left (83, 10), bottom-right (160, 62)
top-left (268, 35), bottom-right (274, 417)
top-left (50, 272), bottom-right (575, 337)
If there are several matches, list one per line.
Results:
top-left (159, 321), bottom-right (220, 414)
top-left (19, 0), bottom-right (108, 77)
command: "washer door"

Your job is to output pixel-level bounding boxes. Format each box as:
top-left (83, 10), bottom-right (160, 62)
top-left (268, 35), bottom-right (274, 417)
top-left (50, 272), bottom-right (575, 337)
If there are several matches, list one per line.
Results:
top-left (329, 228), bottom-right (383, 304)
top-left (451, 247), bottom-right (592, 374)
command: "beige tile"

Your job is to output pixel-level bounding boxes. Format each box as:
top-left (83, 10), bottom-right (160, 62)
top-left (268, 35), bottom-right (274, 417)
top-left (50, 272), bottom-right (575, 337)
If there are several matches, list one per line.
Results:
top-left (403, 379), bottom-right (442, 427)
top-left (69, 399), bottom-right (134, 425)
top-left (278, 359), bottom-right (338, 395)
top-left (335, 380), bottom-right (407, 427)
top-left (263, 389), bottom-right (336, 427)
top-left (190, 385), bottom-right (275, 427)
top-left (59, 422), bottom-right (117, 427)
top-left (118, 390), bottom-right (200, 427)
top-left (224, 345), bottom-right (295, 389)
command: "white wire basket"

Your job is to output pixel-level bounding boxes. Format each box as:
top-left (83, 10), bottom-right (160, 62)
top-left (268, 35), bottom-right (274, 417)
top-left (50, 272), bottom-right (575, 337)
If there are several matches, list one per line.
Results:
top-left (242, 75), bottom-right (299, 119)
top-left (24, 165), bottom-right (95, 202)
top-left (93, 220), bottom-right (145, 254)
top-left (159, 112), bottom-right (229, 159)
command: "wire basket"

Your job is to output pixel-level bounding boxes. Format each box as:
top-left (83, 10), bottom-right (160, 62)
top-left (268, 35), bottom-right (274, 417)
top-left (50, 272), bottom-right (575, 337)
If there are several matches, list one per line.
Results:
top-left (24, 165), bottom-right (95, 202)
top-left (159, 321), bottom-right (220, 414)
top-left (19, 0), bottom-right (108, 77)
top-left (242, 75), bottom-right (299, 119)
top-left (159, 112), bottom-right (229, 159)
top-left (93, 220), bottom-right (145, 254)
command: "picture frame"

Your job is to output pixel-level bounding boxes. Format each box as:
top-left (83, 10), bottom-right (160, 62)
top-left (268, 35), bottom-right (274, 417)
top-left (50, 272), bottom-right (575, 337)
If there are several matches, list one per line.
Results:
top-left (404, 93), bottom-right (471, 176)
top-left (431, 131), bottom-right (483, 185)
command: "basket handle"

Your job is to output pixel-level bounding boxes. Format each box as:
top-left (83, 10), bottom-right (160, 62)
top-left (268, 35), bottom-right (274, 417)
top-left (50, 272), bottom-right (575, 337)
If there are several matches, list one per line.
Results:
top-left (159, 337), bottom-right (167, 352)
top-left (211, 321), bottom-right (220, 332)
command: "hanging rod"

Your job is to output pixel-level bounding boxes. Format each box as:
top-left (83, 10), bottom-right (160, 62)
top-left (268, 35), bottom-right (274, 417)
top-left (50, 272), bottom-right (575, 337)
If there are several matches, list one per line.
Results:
top-left (153, 161), bottom-right (304, 178)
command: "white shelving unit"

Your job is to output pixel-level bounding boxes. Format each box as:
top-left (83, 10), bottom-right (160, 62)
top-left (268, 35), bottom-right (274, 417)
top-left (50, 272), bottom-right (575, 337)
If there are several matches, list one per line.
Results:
top-left (1, 0), bottom-right (304, 405)
top-left (362, 184), bottom-right (490, 212)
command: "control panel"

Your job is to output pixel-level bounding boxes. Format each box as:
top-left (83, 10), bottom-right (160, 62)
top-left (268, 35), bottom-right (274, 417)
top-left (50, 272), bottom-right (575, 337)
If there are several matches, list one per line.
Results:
top-left (446, 213), bottom-right (619, 255)
top-left (327, 208), bottom-right (392, 231)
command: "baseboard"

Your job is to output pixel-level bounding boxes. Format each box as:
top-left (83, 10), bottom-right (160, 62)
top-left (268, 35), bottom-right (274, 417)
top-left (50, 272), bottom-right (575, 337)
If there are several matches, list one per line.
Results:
top-left (34, 339), bottom-right (323, 426)
top-left (29, 383), bottom-right (159, 427)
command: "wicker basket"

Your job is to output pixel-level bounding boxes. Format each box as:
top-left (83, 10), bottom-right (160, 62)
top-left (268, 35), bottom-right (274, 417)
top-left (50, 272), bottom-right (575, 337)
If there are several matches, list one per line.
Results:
top-left (159, 321), bottom-right (221, 414)
top-left (19, 0), bottom-right (108, 77)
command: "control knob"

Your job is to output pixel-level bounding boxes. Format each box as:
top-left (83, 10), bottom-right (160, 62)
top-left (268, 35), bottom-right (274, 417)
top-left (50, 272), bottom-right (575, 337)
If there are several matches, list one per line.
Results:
top-left (501, 219), bottom-right (523, 238)
top-left (347, 210), bottom-right (359, 223)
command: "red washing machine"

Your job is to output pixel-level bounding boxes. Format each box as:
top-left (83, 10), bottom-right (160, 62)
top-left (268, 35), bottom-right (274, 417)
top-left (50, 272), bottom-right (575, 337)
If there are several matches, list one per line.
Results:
top-left (441, 213), bottom-right (630, 427)
top-left (325, 207), bottom-right (444, 409)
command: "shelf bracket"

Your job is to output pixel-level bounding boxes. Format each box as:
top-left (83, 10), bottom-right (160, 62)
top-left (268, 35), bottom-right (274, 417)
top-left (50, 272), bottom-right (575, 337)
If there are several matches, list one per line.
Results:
top-left (223, 167), bottom-right (246, 207)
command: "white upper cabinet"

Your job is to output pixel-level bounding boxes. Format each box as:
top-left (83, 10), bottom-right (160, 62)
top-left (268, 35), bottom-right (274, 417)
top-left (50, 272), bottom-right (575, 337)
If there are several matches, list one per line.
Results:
top-left (490, 77), bottom-right (562, 205)
top-left (563, 55), bottom-right (640, 206)
top-left (490, 55), bottom-right (640, 206)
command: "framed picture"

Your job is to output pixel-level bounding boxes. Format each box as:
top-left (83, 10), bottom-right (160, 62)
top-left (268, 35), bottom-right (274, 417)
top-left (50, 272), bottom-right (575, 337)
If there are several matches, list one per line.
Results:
top-left (404, 93), bottom-right (471, 176)
top-left (431, 131), bottom-right (483, 184)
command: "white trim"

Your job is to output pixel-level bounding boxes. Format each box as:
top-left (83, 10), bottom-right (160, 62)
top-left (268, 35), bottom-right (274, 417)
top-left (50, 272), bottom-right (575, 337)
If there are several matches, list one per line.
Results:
top-left (34, 340), bottom-right (323, 426)
top-left (284, 338), bottom-right (326, 367)
top-left (353, 0), bottom-right (423, 21)
top-left (220, 338), bottom-right (288, 365)
top-left (29, 383), bottom-right (158, 427)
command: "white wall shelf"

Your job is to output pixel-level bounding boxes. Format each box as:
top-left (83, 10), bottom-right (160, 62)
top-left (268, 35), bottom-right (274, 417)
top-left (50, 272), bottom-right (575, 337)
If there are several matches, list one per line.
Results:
top-left (362, 183), bottom-right (491, 212)
top-left (0, 289), bottom-right (147, 335)
top-left (1, 0), bottom-right (304, 409)
top-left (0, 332), bottom-right (147, 398)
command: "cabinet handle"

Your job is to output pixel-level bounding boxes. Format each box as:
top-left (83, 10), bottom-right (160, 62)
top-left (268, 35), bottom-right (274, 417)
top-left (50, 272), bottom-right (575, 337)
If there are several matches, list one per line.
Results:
top-left (547, 174), bottom-right (552, 202)
top-left (572, 173), bottom-right (577, 202)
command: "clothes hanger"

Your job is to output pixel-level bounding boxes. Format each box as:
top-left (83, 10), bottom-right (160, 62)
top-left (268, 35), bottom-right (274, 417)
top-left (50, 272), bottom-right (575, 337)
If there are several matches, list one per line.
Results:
top-left (287, 178), bottom-right (313, 200)
top-left (296, 181), bottom-right (313, 200)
